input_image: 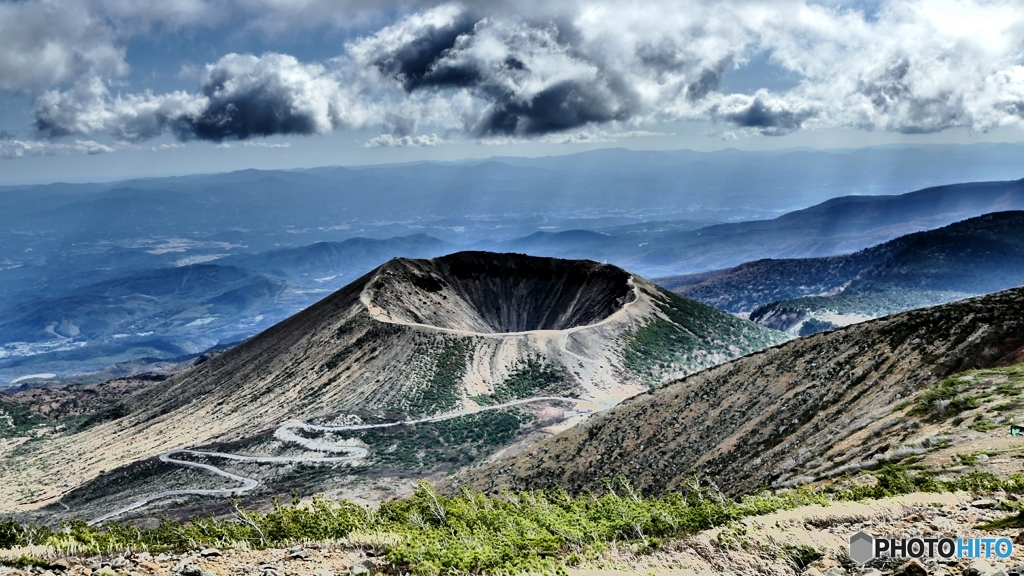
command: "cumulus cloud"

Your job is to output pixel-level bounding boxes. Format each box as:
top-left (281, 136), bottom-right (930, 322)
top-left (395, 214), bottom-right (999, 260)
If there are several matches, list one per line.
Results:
top-left (34, 54), bottom-right (359, 142)
top-left (0, 138), bottom-right (117, 159)
top-left (0, 1), bottom-right (125, 93)
top-left (13, 0), bottom-right (1024, 145)
top-left (365, 133), bottom-right (445, 147)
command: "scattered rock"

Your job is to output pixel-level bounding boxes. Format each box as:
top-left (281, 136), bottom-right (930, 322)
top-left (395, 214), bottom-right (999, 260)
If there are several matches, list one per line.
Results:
top-left (136, 562), bottom-right (160, 573)
top-left (260, 567), bottom-right (282, 576)
top-left (963, 559), bottom-right (998, 576)
top-left (110, 558), bottom-right (127, 570)
top-left (895, 559), bottom-right (927, 576)
top-left (823, 568), bottom-right (847, 576)
top-left (199, 549), bottom-right (221, 558)
top-left (801, 568), bottom-right (823, 576)
top-left (861, 569), bottom-right (883, 576)
top-left (971, 499), bottom-right (999, 509)
top-left (50, 561), bottom-right (69, 572)
top-left (178, 566), bottom-right (200, 576)
top-left (92, 569), bottom-right (116, 576)
top-left (312, 570), bottom-right (335, 576)
top-left (349, 561), bottom-right (370, 576)
top-left (287, 547), bottom-right (309, 560)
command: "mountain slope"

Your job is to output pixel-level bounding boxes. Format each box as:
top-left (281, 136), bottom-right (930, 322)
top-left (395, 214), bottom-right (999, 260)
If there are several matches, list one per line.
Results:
top-left (658, 211), bottom-right (1024, 335)
top-left (455, 286), bottom-right (1024, 497)
top-left (490, 179), bottom-right (1024, 277)
top-left (0, 252), bottom-right (784, 511)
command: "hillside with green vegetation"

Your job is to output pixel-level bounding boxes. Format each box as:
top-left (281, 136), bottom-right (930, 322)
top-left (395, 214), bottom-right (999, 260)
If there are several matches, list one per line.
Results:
top-left (3, 469), bottom-right (1023, 575)
top-left (622, 287), bottom-right (787, 385)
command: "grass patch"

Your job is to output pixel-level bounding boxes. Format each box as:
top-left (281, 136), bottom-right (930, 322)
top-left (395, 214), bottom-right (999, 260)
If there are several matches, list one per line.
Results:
top-left (781, 543), bottom-right (824, 570)
top-left (981, 511), bottom-right (1024, 531)
top-left (908, 376), bottom-right (980, 422)
top-left (0, 556), bottom-right (53, 569)
top-left (309, 409), bottom-right (536, 470)
top-left (2, 467), bottom-right (1023, 575)
top-left (473, 357), bottom-right (573, 405)
top-left (622, 289), bottom-right (786, 385)
top-left (969, 415), bottom-right (1001, 432)
top-left (403, 339), bottom-right (472, 417)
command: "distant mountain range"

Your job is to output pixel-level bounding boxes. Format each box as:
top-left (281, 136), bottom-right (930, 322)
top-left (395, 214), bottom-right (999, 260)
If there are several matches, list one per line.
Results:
top-left (660, 211), bottom-right (1024, 335)
top-left (518, 178), bottom-right (1024, 276)
top-left (2, 144), bottom-right (1024, 383)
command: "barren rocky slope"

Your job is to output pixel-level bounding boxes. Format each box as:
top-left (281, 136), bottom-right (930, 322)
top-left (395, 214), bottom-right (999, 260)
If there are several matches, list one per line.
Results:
top-left (0, 252), bottom-right (783, 512)
top-left (456, 286), bottom-right (1024, 497)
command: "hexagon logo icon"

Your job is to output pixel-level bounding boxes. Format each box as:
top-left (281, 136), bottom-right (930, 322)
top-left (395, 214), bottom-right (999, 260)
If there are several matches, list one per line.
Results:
top-left (849, 531), bottom-right (874, 565)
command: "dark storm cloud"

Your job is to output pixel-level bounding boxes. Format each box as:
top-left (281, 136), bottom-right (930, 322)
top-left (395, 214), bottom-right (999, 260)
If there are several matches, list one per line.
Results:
top-left (472, 78), bottom-right (636, 137)
top-left (355, 10), bottom-right (639, 137)
top-left (173, 59), bottom-right (328, 141)
top-left (715, 96), bottom-right (817, 135)
top-left (373, 13), bottom-right (478, 90)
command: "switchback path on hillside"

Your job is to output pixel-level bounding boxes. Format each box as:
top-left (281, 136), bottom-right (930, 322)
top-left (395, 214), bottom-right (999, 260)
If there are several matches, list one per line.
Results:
top-left (88, 396), bottom-right (583, 525)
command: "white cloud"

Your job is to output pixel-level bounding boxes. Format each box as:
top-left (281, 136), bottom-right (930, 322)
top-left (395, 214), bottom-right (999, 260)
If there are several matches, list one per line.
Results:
top-left (11, 0), bottom-right (1024, 145)
top-left (540, 129), bottom-right (672, 144)
top-left (0, 138), bottom-right (118, 159)
top-left (243, 141), bottom-right (292, 148)
top-left (151, 142), bottom-right (185, 151)
top-left (365, 133), bottom-right (445, 147)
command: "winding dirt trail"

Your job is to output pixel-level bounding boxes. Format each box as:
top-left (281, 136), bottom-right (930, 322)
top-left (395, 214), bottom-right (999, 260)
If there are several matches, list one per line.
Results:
top-left (88, 396), bottom-right (583, 525)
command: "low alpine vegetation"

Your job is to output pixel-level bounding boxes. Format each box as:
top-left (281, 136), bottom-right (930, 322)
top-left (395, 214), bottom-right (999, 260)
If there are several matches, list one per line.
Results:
top-left (4, 468), bottom-right (1024, 575)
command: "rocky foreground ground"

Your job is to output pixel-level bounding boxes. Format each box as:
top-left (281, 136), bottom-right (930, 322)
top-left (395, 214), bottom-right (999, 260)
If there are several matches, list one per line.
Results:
top-left (6, 491), bottom-right (1024, 576)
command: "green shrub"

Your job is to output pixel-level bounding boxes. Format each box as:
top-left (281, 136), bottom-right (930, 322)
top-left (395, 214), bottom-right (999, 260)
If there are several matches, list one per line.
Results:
top-left (908, 377), bottom-right (980, 422)
top-left (7, 468), bottom-right (1024, 574)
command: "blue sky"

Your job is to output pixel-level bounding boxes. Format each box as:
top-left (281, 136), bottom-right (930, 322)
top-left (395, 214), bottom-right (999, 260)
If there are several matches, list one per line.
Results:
top-left (2, 0), bottom-right (1024, 184)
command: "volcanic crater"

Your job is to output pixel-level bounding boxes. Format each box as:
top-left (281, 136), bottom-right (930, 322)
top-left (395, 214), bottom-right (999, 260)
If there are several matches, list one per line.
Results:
top-left (362, 252), bottom-right (637, 334)
top-left (0, 252), bottom-right (787, 514)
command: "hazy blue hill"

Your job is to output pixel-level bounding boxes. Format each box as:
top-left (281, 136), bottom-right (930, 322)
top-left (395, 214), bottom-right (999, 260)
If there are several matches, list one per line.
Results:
top-left (0, 235), bottom-right (455, 383)
top-left (0, 264), bottom-right (284, 343)
top-left (662, 211), bottom-right (1024, 335)
top-left (657, 252), bottom-right (889, 314)
top-left (503, 230), bottom-right (612, 251)
top-left (220, 234), bottom-right (451, 283)
top-left (601, 178), bottom-right (1024, 275)
top-left (849, 211), bottom-right (1024, 294)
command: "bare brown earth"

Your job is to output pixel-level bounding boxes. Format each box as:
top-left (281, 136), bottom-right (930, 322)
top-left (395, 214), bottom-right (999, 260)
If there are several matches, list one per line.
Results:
top-left (0, 252), bottom-right (782, 512)
top-left (455, 287), bottom-right (1024, 498)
